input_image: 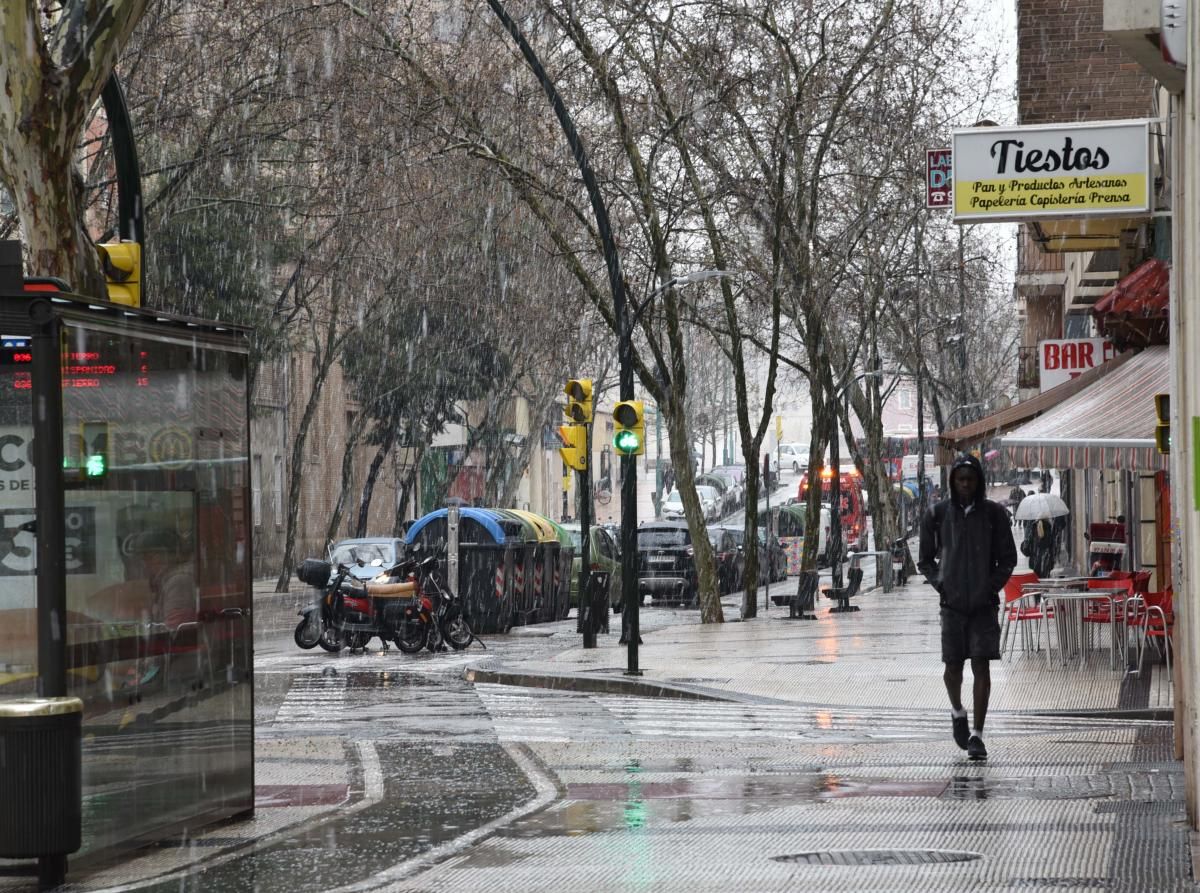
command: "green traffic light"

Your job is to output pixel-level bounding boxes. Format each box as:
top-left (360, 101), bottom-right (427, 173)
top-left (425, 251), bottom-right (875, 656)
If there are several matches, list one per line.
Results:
top-left (614, 430), bottom-right (641, 455)
top-left (85, 454), bottom-right (106, 477)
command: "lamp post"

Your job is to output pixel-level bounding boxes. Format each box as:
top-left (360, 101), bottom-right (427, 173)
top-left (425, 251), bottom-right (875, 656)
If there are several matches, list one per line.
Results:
top-left (486, 0), bottom-right (640, 672)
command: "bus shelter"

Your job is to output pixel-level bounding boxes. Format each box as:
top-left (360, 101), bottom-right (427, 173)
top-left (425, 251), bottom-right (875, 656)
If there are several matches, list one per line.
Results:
top-left (0, 256), bottom-right (253, 877)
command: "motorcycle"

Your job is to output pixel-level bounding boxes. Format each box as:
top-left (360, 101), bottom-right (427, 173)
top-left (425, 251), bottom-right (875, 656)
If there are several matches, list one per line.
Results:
top-left (392, 555), bottom-right (482, 654)
top-left (293, 553), bottom-right (479, 654)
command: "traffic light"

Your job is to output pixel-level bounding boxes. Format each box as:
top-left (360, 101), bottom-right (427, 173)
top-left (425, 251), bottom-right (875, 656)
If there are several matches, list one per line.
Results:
top-left (97, 241), bottom-right (141, 307)
top-left (564, 378), bottom-right (594, 423)
top-left (612, 400), bottom-right (645, 456)
top-left (558, 424), bottom-right (588, 471)
top-left (1155, 392), bottom-right (1170, 454)
top-left (82, 421), bottom-right (109, 478)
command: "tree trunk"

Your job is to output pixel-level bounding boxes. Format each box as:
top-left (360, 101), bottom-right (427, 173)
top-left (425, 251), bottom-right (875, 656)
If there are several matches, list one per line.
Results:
top-left (663, 397), bottom-right (722, 622)
top-left (355, 427), bottom-right (397, 537)
top-left (325, 421), bottom-right (368, 547)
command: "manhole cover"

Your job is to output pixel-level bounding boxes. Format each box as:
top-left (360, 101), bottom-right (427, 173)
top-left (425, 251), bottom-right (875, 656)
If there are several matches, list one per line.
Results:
top-left (772, 849), bottom-right (982, 866)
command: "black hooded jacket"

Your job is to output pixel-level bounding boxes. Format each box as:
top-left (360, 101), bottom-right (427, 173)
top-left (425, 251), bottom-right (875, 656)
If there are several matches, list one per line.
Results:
top-left (917, 454), bottom-right (1017, 614)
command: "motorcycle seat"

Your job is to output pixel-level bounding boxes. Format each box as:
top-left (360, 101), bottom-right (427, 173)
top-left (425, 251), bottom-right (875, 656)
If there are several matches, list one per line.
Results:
top-left (366, 581), bottom-right (418, 598)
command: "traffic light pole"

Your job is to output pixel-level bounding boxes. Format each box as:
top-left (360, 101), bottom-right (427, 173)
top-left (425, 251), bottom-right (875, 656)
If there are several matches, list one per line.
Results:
top-left (488, 0), bottom-right (638, 674)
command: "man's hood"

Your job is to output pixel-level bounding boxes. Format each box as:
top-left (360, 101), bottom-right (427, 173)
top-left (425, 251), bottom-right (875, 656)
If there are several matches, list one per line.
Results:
top-left (950, 453), bottom-right (986, 506)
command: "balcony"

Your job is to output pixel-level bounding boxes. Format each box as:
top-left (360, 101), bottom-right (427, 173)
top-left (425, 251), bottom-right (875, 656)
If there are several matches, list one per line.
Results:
top-left (1018, 346), bottom-right (1040, 391)
top-left (1015, 226), bottom-right (1066, 298)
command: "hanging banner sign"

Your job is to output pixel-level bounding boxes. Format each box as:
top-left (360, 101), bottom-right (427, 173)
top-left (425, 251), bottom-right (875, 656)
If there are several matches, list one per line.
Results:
top-left (1038, 338), bottom-right (1118, 392)
top-left (952, 120), bottom-right (1151, 223)
top-left (926, 148), bottom-right (952, 208)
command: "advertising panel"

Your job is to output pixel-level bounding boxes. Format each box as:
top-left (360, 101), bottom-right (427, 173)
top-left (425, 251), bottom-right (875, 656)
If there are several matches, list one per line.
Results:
top-left (953, 120), bottom-right (1151, 222)
top-left (926, 148), bottom-right (952, 208)
top-left (1039, 338), bottom-right (1118, 392)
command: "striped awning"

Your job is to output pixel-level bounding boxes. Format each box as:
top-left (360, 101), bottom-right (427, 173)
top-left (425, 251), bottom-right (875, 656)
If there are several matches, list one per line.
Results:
top-left (1000, 346), bottom-right (1167, 471)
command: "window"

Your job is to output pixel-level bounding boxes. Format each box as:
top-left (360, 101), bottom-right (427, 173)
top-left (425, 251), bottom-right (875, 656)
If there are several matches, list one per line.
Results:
top-left (899, 389), bottom-right (912, 410)
top-left (273, 455), bottom-right (284, 527)
top-left (253, 454), bottom-right (263, 528)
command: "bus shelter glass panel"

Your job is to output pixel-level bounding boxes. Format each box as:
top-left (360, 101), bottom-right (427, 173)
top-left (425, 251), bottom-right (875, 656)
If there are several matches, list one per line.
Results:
top-left (59, 319), bottom-right (253, 854)
top-left (0, 339), bottom-right (36, 695)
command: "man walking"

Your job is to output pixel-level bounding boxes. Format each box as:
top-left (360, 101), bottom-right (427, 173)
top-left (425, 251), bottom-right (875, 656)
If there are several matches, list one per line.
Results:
top-left (918, 453), bottom-right (1017, 760)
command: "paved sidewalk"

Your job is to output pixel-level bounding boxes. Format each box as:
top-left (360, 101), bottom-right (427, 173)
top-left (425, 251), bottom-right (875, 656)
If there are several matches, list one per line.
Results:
top-left (469, 574), bottom-right (1173, 716)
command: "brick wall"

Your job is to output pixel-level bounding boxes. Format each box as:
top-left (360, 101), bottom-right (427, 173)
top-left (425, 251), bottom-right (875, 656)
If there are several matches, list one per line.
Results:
top-left (1018, 0), bottom-right (1156, 124)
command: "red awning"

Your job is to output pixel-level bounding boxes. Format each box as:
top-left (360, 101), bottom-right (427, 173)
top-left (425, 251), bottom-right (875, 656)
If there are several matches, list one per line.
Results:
top-left (1092, 258), bottom-right (1169, 347)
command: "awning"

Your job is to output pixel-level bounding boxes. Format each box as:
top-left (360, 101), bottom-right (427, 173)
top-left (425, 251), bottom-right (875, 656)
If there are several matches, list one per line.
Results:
top-left (1000, 346), bottom-right (1168, 471)
top-left (1092, 257), bottom-right (1169, 348)
top-left (940, 347), bottom-right (1139, 452)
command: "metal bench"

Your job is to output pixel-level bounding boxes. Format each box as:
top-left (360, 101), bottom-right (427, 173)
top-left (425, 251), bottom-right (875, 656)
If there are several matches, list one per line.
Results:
top-left (822, 565), bottom-right (864, 613)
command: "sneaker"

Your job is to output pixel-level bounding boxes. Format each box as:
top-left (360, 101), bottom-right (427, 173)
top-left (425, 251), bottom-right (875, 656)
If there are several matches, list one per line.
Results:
top-left (967, 735), bottom-right (987, 760)
top-left (952, 713), bottom-right (970, 750)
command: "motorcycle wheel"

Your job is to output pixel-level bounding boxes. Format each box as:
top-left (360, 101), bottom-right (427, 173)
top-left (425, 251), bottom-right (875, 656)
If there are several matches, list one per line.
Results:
top-left (347, 632), bottom-right (371, 651)
top-left (294, 616), bottom-right (321, 650)
top-left (317, 627), bottom-right (342, 653)
top-left (443, 611), bottom-right (474, 650)
top-left (395, 619), bottom-right (426, 654)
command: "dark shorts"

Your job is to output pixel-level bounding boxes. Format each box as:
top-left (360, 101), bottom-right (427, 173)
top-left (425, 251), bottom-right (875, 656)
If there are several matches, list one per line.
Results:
top-left (940, 606), bottom-right (1001, 663)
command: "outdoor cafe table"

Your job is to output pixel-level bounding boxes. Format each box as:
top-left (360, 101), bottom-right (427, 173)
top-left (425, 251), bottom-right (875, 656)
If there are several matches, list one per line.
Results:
top-left (1022, 582), bottom-right (1130, 669)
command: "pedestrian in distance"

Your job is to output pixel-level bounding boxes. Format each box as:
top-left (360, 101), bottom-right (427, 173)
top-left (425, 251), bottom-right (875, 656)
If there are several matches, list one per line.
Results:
top-left (918, 453), bottom-right (1017, 761)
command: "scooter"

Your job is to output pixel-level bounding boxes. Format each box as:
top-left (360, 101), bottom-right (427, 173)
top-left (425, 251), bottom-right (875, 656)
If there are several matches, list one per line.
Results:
top-left (293, 556), bottom-right (417, 652)
top-left (1087, 520), bottom-right (1126, 577)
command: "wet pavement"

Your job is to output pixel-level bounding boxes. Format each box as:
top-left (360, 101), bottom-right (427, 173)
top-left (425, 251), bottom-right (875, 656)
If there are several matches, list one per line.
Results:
top-left (1, 533), bottom-right (1191, 892)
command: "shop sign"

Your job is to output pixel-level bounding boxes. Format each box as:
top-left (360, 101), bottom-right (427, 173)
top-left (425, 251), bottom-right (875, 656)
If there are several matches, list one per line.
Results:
top-left (1039, 338), bottom-right (1118, 392)
top-left (953, 120), bottom-right (1151, 222)
top-left (926, 149), bottom-right (952, 208)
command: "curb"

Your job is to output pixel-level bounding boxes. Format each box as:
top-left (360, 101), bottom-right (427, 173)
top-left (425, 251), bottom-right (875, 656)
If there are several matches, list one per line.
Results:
top-left (464, 666), bottom-right (751, 703)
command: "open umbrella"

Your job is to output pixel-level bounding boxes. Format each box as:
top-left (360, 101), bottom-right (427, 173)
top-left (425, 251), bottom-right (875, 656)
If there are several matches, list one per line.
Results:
top-left (1015, 492), bottom-right (1069, 521)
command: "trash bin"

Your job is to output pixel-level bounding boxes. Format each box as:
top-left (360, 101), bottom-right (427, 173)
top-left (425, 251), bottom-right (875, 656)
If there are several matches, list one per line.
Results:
top-left (494, 511), bottom-right (541, 626)
top-left (0, 696), bottom-right (83, 881)
top-left (546, 520), bottom-right (575, 622)
top-left (405, 508), bottom-right (521, 634)
top-left (503, 510), bottom-right (563, 624)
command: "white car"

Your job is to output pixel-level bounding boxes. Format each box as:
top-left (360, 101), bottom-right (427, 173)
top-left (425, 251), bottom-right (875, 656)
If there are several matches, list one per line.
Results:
top-left (661, 488), bottom-right (686, 520)
top-left (779, 443), bottom-right (810, 474)
top-left (695, 485), bottom-right (723, 521)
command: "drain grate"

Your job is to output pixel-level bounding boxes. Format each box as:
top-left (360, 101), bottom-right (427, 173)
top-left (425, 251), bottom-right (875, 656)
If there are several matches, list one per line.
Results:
top-left (772, 848), bottom-right (982, 866)
top-left (1008, 879), bottom-right (1109, 889)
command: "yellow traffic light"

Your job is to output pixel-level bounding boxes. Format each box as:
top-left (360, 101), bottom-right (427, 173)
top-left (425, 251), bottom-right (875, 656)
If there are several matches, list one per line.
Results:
top-left (612, 400), bottom-right (645, 456)
top-left (1155, 392), bottom-right (1170, 454)
top-left (97, 241), bottom-right (141, 307)
top-left (558, 424), bottom-right (588, 471)
top-left (564, 378), bottom-right (594, 423)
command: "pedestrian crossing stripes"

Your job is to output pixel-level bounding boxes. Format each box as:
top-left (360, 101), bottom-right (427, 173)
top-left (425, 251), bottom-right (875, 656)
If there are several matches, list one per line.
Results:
top-left (474, 684), bottom-right (1164, 745)
top-left (274, 673), bottom-right (348, 723)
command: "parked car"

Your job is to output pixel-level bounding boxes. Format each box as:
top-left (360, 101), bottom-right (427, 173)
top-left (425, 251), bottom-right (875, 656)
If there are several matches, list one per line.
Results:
top-left (695, 485), bottom-right (723, 521)
top-left (327, 537), bottom-right (406, 581)
top-left (661, 488), bottom-right (686, 520)
top-left (560, 522), bottom-right (622, 612)
top-left (718, 525), bottom-right (788, 583)
top-left (772, 503), bottom-right (832, 573)
top-left (779, 443), bottom-right (810, 474)
top-left (707, 526), bottom-right (744, 593)
top-left (710, 470), bottom-right (744, 510)
top-left (697, 472), bottom-right (738, 515)
top-left (636, 522), bottom-right (698, 605)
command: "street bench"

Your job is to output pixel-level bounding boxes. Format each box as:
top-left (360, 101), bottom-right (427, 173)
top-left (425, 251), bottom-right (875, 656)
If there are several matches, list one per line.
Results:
top-left (822, 565), bottom-right (864, 613)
